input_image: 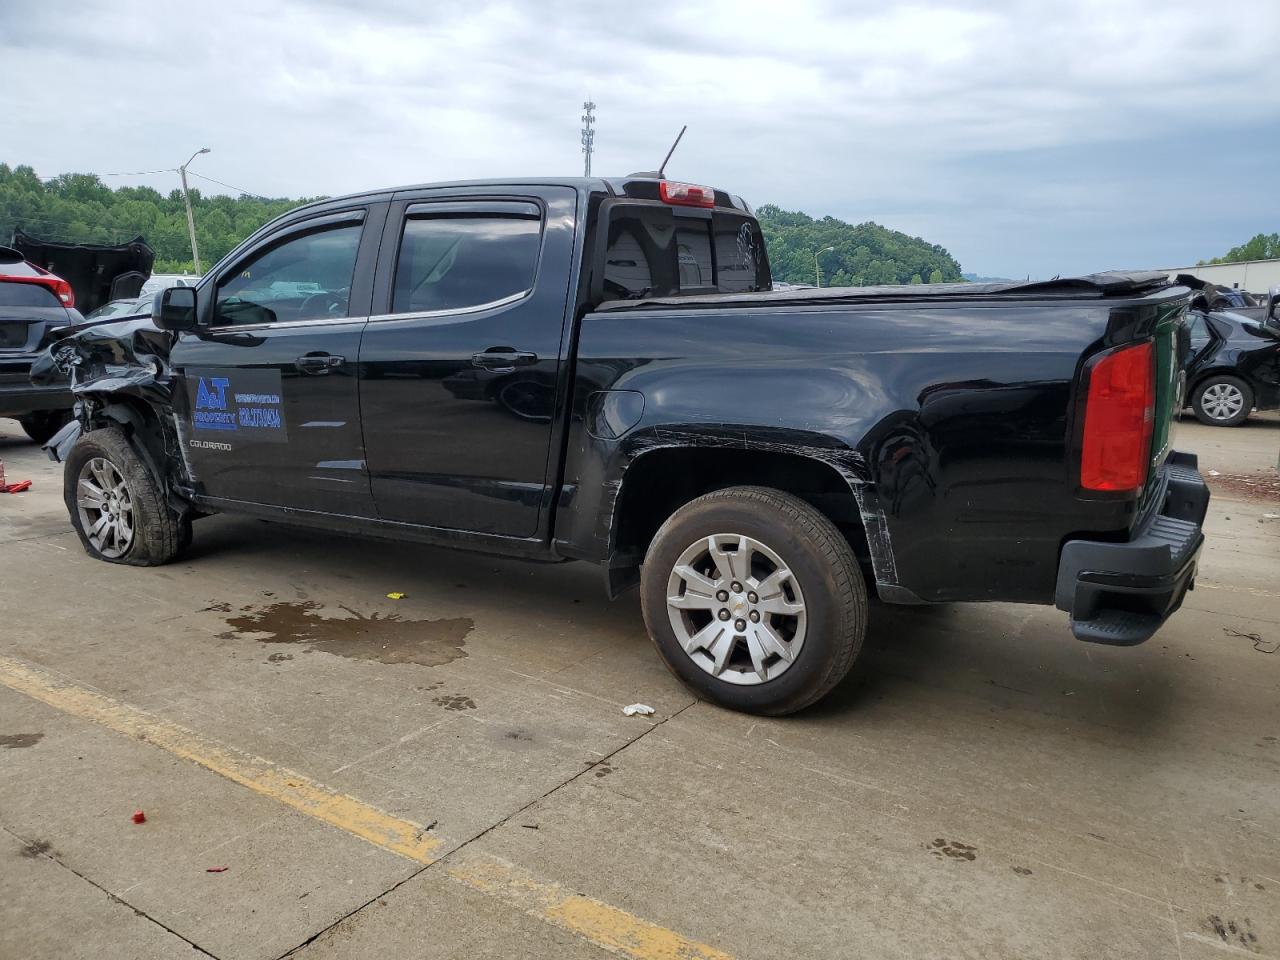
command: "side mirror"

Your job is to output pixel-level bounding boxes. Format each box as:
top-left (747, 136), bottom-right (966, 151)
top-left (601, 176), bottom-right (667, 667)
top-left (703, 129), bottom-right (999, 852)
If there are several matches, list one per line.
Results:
top-left (1267, 284), bottom-right (1280, 326)
top-left (153, 286), bottom-right (197, 332)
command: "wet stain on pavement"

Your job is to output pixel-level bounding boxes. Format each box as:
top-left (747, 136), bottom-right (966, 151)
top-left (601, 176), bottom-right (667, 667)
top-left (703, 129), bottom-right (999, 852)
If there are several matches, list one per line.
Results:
top-left (593, 762), bottom-right (614, 779)
top-left (267, 653), bottom-right (293, 664)
top-left (18, 839), bottom-right (53, 859)
top-left (433, 694), bottom-right (476, 711)
top-left (0, 733), bottom-right (43, 749)
top-left (928, 838), bottom-right (977, 862)
top-left (1012, 866), bottom-right (1033, 876)
top-left (219, 601), bottom-right (471, 666)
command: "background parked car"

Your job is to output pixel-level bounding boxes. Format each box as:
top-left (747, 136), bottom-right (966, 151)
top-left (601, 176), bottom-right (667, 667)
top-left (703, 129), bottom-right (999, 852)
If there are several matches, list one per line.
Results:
top-left (84, 295), bottom-right (155, 322)
top-left (0, 246), bottom-right (84, 442)
top-left (1184, 307), bottom-right (1280, 426)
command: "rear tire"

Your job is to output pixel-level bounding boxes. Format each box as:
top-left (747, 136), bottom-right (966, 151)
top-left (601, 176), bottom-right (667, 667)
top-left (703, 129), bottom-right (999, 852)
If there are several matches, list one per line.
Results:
top-left (640, 485), bottom-right (868, 716)
top-left (63, 428), bottom-right (184, 566)
top-left (1192, 375), bottom-right (1252, 426)
top-left (18, 410), bottom-right (72, 445)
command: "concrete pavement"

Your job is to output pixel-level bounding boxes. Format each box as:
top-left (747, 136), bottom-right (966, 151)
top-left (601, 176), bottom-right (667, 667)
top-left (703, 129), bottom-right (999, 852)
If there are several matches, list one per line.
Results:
top-left (1, 414), bottom-right (1277, 959)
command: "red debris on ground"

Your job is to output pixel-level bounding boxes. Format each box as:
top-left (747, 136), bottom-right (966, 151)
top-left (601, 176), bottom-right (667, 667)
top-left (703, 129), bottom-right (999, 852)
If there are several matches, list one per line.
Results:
top-left (206, 866), bottom-right (229, 873)
top-left (131, 810), bottom-right (146, 824)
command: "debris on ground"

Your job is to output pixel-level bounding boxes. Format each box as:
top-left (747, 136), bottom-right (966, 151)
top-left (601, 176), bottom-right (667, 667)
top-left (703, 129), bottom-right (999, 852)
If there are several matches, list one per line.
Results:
top-left (0, 460), bottom-right (31, 493)
top-left (623, 703), bottom-right (655, 716)
top-left (131, 810), bottom-right (146, 824)
top-left (386, 592), bottom-right (406, 600)
top-left (1224, 627), bottom-right (1279, 655)
top-left (206, 866), bottom-right (229, 873)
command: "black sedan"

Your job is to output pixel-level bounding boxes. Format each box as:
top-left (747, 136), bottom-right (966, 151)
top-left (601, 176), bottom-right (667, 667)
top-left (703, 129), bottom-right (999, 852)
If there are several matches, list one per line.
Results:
top-left (1185, 307), bottom-right (1280, 425)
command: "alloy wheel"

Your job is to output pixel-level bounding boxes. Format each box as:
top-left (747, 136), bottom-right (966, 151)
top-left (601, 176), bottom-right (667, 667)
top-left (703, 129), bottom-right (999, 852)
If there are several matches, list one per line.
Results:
top-left (76, 457), bottom-right (135, 559)
top-left (665, 533), bottom-right (807, 685)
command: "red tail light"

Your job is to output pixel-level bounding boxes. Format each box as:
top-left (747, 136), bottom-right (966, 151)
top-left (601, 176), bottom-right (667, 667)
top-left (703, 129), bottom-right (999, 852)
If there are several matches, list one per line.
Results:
top-left (659, 181), bottom-right (716, 208)
top-left (50, 277), bottom-right (74, 307)
top-left (1080, 340), bottom-right (1154, 493)
top-left (2, 272), bottom-right (75, 307)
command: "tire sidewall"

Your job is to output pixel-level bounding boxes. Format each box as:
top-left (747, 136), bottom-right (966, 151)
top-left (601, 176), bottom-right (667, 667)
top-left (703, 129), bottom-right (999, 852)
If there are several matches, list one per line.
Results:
top-left (63, 431), bottom-right (151, 564)
top-left (1193, 376), bottom-right (1252, 426)
top-left (641, 494), bottom-right (863, 714)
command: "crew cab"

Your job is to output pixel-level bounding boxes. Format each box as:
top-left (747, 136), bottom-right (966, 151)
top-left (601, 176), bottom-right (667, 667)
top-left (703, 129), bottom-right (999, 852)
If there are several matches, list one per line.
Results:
top-left (37, 176), bottom-right (1209, 714)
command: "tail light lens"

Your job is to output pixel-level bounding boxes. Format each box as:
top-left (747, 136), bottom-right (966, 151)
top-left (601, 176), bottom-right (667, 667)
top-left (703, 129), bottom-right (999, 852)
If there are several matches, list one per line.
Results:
top-left (659, 181), bottom-right (716, 208)
top-left (51, 277), bottom-right (74, 307)
top-left (1080, 340), bottom-right (1155, 493)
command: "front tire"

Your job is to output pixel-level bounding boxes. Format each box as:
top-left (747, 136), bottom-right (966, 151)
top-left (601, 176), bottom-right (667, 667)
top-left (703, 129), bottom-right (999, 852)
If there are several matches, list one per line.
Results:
top-left (640, 486), bottom-right (868, 715)
top-left (64, 428), bottom-right (183, 566)
top-left (1192, 375), bottom-right (1253, 426)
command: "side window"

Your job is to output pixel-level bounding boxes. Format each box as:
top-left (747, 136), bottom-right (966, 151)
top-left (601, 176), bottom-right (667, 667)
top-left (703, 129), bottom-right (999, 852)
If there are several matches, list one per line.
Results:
top-left (215, 223), bottom-right (362, 326)
top-left (1186, 314), bottom-right (1207, 340)
top-left (392, 215), bottom-right (541, 314)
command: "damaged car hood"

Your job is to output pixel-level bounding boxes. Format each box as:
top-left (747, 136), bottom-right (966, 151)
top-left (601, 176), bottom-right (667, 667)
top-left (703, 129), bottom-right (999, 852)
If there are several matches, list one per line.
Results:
top-left (31, 315), bottom-right (175, 403)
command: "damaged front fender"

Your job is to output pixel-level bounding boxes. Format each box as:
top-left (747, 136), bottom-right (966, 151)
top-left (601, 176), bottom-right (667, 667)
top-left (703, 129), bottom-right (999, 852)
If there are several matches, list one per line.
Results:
top-left (33, 317), bottom-right (190, 503)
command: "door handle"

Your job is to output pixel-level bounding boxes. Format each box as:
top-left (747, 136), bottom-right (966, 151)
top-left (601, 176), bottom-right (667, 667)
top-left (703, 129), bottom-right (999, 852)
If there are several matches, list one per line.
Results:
top-left (471, 348), bottom-right (538, 372)
top-left (295, 353), bottom-right (346, 375)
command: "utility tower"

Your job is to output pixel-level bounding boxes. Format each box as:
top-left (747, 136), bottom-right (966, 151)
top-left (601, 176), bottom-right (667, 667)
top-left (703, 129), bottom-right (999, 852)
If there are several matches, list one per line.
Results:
top-left (581, 101), bottom-right (596, 177)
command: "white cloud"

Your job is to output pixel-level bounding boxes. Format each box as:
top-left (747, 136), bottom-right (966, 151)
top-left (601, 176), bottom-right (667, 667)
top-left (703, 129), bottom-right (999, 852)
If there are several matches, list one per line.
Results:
top-left (2, 0), bottom-right (1277, 276)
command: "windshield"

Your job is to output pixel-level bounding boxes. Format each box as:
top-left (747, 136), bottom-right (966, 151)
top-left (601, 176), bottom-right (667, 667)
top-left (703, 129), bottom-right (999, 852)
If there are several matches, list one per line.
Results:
top-left (86, 298), bottom-right (148, 320)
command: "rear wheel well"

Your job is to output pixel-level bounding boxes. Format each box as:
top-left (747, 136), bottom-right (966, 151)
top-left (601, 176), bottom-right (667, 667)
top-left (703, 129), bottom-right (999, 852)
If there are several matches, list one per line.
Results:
top-left (613, 447), bottom-right (870, 576)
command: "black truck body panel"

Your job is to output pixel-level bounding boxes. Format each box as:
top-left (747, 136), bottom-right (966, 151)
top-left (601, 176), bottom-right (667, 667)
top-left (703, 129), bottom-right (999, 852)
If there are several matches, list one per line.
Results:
top-left (37, 177), bottom-right (1204, 648)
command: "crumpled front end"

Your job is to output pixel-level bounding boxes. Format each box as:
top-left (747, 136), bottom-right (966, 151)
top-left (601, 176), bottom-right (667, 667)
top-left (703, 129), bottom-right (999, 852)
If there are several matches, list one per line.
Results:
top-left (31, 318), bottom-right (182, 478)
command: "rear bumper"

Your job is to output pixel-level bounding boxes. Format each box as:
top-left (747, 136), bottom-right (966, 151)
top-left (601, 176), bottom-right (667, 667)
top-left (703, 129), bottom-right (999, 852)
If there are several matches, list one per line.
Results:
top-left (1055, 451), bottom-right (1209, 646)
top-left (0, 353), bottom-right (71, 416)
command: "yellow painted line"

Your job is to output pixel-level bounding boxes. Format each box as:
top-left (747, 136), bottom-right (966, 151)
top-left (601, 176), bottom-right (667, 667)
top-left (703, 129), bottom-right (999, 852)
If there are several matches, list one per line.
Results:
top-left (0, 655), bottom-right (736, 960)
top-left (448, 854), bottom-right (733, 960)
top-left (0, 655), bottom-right (442, 864)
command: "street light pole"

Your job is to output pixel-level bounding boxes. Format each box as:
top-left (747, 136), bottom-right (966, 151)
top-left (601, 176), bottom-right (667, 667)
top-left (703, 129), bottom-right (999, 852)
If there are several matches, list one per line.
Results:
top-left (814, 246), bottom-right (835, 287)
top-left (179, 148), bottom-right (210, 275)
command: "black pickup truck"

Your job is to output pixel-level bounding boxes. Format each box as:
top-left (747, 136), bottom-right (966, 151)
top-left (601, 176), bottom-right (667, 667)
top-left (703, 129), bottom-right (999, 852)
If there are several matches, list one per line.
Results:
top-left (37, 176), bottom-right (1209, 714)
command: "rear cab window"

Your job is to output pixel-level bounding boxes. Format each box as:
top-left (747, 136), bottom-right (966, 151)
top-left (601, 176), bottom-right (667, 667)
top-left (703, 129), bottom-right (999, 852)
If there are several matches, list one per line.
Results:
top-left (600, 194), bottom-right (769, 302)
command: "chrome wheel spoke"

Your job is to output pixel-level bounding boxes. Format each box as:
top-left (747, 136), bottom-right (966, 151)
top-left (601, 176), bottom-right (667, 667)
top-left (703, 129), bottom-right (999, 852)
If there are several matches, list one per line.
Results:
top-left (77, 479), bottom-right (107, 510)
top-left (708, 629), bottom-right (737, 676)
top-left (753, 622), bottom-right (795, 663)
top-left (683, 620), bottom-right (728, 656)
top-left (744, 629), bottom-right (769, 682)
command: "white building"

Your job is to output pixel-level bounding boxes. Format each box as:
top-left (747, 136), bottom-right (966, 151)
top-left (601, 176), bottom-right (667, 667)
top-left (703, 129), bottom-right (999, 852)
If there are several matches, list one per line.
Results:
top-left (1157, 258), bottom-right (1280, 293)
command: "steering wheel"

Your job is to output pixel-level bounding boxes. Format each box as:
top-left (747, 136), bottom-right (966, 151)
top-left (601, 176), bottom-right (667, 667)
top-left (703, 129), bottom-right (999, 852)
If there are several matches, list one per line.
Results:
top-left (299, 290), bottom-right (347, 318)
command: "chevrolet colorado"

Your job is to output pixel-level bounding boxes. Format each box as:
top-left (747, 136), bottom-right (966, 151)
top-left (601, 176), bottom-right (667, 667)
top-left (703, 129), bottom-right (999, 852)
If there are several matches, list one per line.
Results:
top-left (36, 176), bottom-right (1209, 714)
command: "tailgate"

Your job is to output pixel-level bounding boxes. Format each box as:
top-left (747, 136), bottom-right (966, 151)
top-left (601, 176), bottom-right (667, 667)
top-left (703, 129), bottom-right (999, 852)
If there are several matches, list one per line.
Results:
top-left (1139, 297), bottom-right (1190, 514)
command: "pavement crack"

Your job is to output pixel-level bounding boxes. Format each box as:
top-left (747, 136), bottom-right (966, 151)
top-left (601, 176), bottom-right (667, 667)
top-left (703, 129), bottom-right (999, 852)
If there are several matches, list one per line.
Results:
top-left (1, 823), bottom-right (221, 959)
top-left (275, 701), bottom-right (696, 959)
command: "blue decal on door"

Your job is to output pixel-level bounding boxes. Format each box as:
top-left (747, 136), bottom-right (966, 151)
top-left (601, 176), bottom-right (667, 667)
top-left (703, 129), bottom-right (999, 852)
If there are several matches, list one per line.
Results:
top-left (186, 368), bottom-right (288, 443)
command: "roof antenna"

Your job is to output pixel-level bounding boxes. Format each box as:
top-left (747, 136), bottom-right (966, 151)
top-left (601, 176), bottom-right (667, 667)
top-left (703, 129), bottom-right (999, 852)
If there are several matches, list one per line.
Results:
top-left (657, 125), bottom-right (687, 180)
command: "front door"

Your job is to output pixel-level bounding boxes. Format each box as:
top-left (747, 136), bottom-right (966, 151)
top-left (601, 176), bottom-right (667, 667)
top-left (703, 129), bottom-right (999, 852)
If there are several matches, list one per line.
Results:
top-left (170, 205), bottom-right (385, 516)
top-left (358, 187), bottom-right (577, 537)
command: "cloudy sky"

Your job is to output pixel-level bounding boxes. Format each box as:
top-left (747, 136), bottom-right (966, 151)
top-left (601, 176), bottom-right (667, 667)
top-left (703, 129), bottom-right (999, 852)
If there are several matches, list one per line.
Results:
top-left (3, 0), bottom-right (1278, 278)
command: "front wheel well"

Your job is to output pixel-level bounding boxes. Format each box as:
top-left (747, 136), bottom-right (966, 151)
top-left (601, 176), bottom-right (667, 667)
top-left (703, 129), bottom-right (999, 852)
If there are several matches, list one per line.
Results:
top-left (612, 447), bottom-right (871, 577)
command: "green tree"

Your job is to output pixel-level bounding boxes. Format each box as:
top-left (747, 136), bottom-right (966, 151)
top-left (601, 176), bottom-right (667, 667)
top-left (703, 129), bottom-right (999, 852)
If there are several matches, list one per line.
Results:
top-left (1200, 233), bottom-right (1280, 265)
top-left (0, 163), bottom-right (314, 273)
top-left (756, 204), bottom-right (963, 287)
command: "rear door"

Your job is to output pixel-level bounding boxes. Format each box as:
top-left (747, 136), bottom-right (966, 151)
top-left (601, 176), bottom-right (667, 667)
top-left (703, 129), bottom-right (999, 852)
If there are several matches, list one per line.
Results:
top-left (169, 204), bottom-right (385, 515)
top-left (358, 186), bottom-right (578, 538)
